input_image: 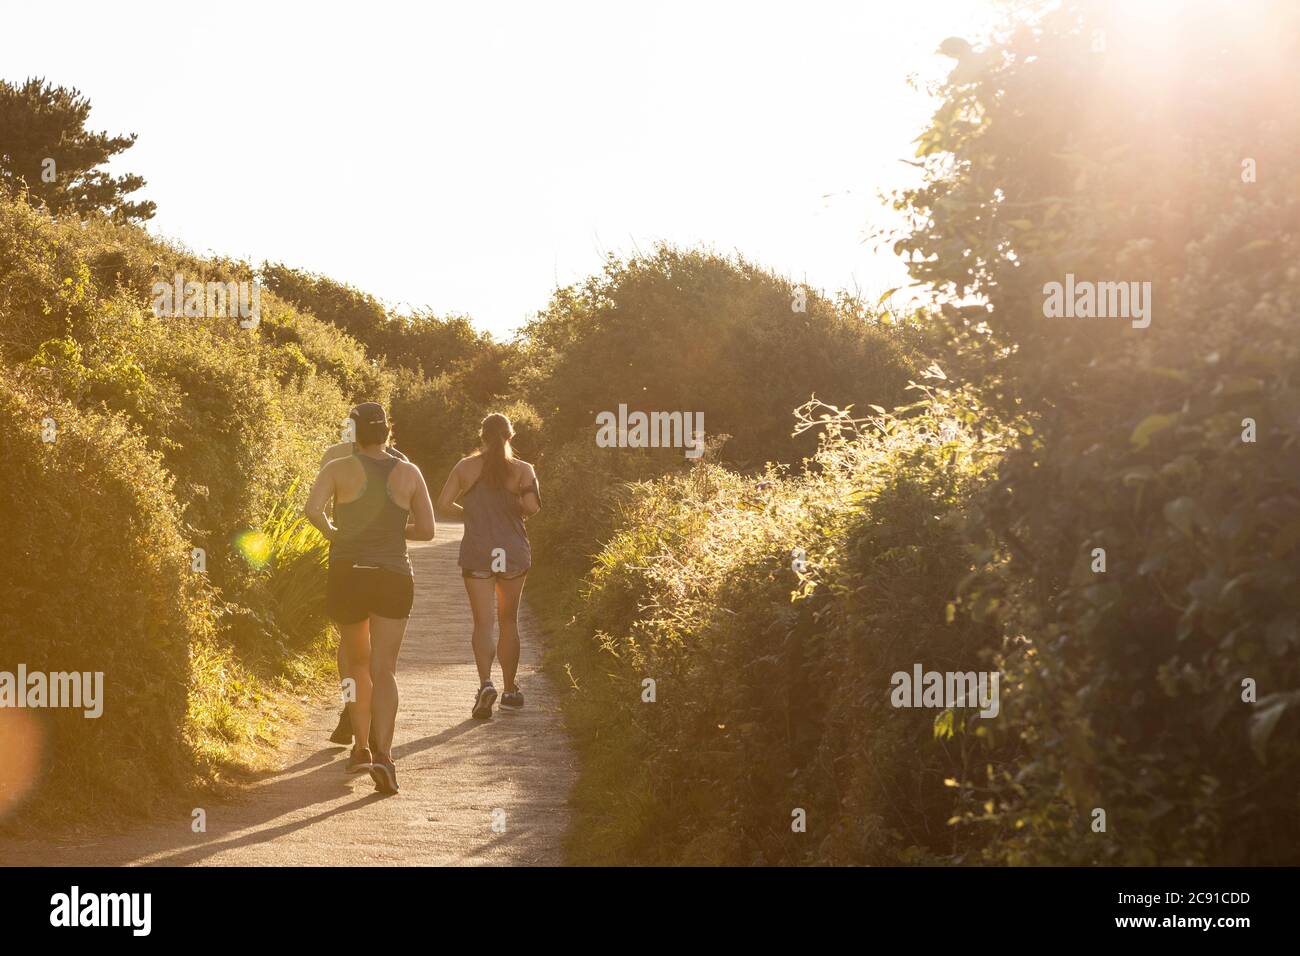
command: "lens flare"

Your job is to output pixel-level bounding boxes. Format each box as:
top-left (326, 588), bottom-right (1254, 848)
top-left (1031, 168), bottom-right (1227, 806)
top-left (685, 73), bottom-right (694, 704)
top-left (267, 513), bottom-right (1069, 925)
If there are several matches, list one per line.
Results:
top-left (0, 708), bottom-right (44, 820)
top-left (232, 529), bottom-right (274, 570)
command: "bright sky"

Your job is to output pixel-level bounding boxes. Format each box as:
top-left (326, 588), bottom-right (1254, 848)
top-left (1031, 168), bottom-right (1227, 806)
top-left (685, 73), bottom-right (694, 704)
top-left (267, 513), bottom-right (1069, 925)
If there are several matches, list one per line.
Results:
top-left (1, 0), bottom-right (998, 339)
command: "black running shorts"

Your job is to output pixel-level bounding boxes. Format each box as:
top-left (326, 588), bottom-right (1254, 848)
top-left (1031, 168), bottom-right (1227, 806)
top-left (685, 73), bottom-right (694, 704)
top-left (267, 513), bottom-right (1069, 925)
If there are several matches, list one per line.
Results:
top-left (327, 564), bottom-right (415, 623)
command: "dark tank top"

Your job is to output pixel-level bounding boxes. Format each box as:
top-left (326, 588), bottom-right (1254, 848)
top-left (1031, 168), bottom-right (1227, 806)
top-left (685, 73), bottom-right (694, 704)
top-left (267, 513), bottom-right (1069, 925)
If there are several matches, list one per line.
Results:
top-left (458, 470), bottom-right (531, 574)
top-left (330, 453), bottom-right (412, 576)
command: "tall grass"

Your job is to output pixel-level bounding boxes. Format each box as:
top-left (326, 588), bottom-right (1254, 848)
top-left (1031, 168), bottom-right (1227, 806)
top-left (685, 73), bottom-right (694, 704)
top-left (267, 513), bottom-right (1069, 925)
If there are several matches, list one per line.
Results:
top-left (259, 480), bottom-right (330, 642)
top-left (0, 186), bottom-right (352, 831)
top-left (186, 482), bottom-right (335, 790)
top-left (540, 386), bottom-right (1012, 864)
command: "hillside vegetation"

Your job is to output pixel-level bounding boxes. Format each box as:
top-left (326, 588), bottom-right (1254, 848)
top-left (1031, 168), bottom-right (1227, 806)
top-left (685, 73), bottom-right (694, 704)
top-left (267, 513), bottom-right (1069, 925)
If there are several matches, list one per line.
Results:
top-left (525, 0), bottom-right (1300, 866)
top-left (0, 189), bottom-right (382, 828)
top-left (2, 0), bottom-right (1294, 866)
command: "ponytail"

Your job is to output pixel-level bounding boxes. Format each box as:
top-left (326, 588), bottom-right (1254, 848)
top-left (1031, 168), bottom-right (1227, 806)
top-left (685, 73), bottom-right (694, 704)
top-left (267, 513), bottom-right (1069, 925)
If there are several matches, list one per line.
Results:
top-left (479, 413), bottom-right (514, 488)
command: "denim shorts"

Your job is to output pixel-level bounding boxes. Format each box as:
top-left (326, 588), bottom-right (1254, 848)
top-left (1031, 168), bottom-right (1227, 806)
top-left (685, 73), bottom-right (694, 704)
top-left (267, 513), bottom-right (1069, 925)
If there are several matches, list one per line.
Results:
top-left (461, 567), bottom-right (529, 581)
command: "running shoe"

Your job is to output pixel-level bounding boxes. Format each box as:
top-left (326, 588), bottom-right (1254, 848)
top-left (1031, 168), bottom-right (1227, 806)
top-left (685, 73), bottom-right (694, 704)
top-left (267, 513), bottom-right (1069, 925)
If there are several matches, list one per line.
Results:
top-left (346, 746), bottom-right (373, 774)
top-left (330, 707), bottom-right (352, 745)
top-left (370, 756), bottom-right (399, 794)
top-left (331, 707), bottom-right (380, 751)
top-left (472, 682), bottom-right (498, 720)
top-left (501, 687), bottom-right (524, 709)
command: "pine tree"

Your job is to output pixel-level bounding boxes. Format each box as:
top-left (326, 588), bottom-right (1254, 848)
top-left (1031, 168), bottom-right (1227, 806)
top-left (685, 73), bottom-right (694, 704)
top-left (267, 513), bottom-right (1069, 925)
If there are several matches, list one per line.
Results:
top-left (0, 76), bottom-right (155, 222)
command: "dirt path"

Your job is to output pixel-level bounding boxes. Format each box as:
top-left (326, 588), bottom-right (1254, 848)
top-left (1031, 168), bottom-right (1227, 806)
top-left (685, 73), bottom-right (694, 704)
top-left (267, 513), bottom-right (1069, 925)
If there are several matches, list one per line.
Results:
top-left (0, 524), bottom-right (575, 866)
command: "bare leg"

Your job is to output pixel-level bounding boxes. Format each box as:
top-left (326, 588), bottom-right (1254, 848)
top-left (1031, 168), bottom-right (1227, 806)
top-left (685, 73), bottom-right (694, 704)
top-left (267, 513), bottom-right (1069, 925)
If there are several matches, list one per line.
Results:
top-left (368, 613), bottom-right (408, 759)
top-left (338, 637), bottom-right (351, 723)
top-left (495, 574), bottom-right (527, 693)
top-left (340, 620), bottom-right (373, 753)
top-left (463, 576), bottom-right (497, 685)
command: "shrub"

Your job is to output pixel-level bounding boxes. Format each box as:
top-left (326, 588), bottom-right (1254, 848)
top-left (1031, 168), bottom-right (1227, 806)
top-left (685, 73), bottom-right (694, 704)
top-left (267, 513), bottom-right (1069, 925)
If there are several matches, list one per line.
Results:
top-left (261, 262), bottom-right (493, 381)
top-left (0, 188), bottom-right (356, 830)
top-left (548, 388), bottom-right (1010, 864)
top-left (0, 368), bottom-right (214, 827)
top-left (893, 0), bottom-right (1300, 863)
top-left (518, 246), bottom-right (917, 470)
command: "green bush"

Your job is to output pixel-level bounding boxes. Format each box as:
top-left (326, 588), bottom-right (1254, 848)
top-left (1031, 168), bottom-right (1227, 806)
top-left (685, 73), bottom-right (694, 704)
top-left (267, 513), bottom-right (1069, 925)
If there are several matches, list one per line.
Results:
top-left (0, 368), bottom-right (214, 826)
top-left (518, 246), bottom-right (917, 470)
top-left (0, 192), bottom-right (380, 588)
top-left (0, 188), bottom-right (357, 829)
top-left (548, 389), bottom-right (1010, 864)
top-left (262, 262), bottom-right (514, 483)
top-left (893, 0), bottom-right (1300, 863)
top-left (261, 262), bottom-right (494, 381)
top-left (388, 367), bottom-right (486, 482)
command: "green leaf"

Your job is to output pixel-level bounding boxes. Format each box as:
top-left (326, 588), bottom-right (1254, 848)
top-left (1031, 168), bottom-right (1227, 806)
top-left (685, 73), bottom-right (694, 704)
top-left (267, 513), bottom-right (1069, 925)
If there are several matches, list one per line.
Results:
top-left (1213, 376), bottom-right (1264, 397)
top-left (1121, 465), bottom-right (1156, 486)
top-left (1163, 496), bottom-right (1200, 537)
top-left (1238, 239), bottom-right (1274, 253)
top-left (1147, 366), bottom-right (1192, 384)
top-left (1250, 694), bottom-right (1293, 764)
top-left (1130, 413), bottom-right (1178, 449)
top-left (933, 708), bottom-right (956, 740)
top-left (923, 363), bottom-right (947, 381)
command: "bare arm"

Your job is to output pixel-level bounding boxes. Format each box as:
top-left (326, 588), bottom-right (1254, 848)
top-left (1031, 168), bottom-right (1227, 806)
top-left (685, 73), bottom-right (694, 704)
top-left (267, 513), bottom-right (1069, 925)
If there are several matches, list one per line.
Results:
top-left (317, 442), bottom-right (353, 520)
top-left (319, 440), bottom-right (351, 470)
top-left (518, 463), bottom-right (541, 519)
top-left (405, 464), bottom-right (436, 541)
top-left (304, 461), bottom-right (338, 541)
top-left (436, 462), bottom-right (465, 518)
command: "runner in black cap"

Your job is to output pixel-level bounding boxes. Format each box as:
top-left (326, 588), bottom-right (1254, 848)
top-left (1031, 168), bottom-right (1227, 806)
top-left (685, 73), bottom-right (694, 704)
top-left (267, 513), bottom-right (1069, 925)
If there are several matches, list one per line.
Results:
top-left (324, 404), bottom-right (410, 747)
top-left (306, 402), bottom-right (435, 792)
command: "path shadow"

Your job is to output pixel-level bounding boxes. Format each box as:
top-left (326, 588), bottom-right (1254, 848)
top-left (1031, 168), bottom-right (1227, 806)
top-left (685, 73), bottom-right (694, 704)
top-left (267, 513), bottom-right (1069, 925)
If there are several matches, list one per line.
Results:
top-left (24, 746), bottom-right (380, 867)
top-left (4, 524), bottom-right (572, 868)
top-left (392, 719), bottom-right (478, 761)
top-left (31, 719), bottom-right (491, 866)
top-left (142, 789), bottom-right (389, 866)
top-left (276, 743), bottom-right (348, 776)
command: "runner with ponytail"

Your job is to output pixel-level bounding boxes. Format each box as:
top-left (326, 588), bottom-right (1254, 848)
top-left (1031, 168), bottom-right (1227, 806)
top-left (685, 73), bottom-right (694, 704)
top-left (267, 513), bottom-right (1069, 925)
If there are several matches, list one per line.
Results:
top-left (436, 413), bottom-right (540, 719)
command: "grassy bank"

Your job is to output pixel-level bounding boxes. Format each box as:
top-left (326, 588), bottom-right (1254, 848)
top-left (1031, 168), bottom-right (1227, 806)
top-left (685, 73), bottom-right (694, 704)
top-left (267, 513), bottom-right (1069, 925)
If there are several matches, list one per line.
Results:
top-left (527, 0), bottom-right (1300, 866)
top-left (534, 389), bottom-right (1011, 864)
top-left (0, 190), bottom-right (363, 833)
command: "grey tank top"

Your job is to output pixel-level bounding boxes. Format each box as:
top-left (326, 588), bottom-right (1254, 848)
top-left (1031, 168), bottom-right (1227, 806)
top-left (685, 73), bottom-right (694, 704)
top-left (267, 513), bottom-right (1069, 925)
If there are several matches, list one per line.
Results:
top-left (458, 473), bottom-right (531, 574)
top-left (330, 454), bottom-right (412, 576)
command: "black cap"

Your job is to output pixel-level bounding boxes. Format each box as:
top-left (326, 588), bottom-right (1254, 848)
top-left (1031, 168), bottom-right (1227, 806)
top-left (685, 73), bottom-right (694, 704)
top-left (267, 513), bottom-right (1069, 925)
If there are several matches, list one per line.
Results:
top-left (349, 402), bottom-right (388, 426)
